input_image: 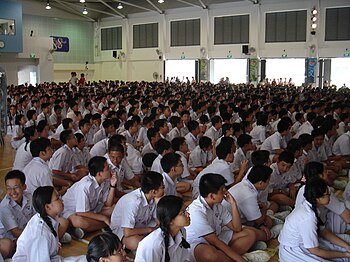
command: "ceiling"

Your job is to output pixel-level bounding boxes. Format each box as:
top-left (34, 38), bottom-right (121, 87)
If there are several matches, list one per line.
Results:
top-left (30, 0), bottom-right (257, 21)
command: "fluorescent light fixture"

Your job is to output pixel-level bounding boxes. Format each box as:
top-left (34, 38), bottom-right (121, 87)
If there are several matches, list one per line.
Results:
top-left (158, 0), bottom-right (165, 3)
top-left (80, 0), bottom-right (86, 3)
top-left (46, 0), bottom-right (51, 9)
top-left (83, 6), bottom-right (88, 14)
top-left (117, 2), bottom-right (123, 9)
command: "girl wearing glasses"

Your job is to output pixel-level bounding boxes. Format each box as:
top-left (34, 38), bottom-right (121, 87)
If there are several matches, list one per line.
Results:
top-left (279, 178), bottom-right (350, 261)
top-left (135, 195), bottom-right (191, 262)
top-left (12, 186), bottom-right (64, 262)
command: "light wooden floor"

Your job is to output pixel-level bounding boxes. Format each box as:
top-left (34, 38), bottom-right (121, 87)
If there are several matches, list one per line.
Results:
top-left (0, 135), bottom-right (279, 261)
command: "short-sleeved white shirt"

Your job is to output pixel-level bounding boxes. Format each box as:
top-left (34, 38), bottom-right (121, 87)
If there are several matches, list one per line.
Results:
top-left (93, 128), bottom-right (107, 144)
top-left (232, 148), bottom-right (251, 173)
top-left (90, 138), bottom-right (108, 157)
top-left (13, 141), bottom-right (33, 171)
top-left (162, 172), bottom-right (176, 196)
top-left (260, 131), bottom-right (284, 154)
top-left (295, 121), bottom-right (314, 138)
top-left (135, 228), bottom-right (190, 262)
top-left (151, 155), bottom-right (164, 174)
top-left (250, 125), bottom-right (266, 145)
top-left (188, 146), bottom-right (212, 169)
top-left (204, 126), bottom-right (222, 142)
top-left (137, 127), bottom-right (149, 146)
top-left (141, 142), bottom-right (157, 156)
top-left (185, 196), bottom-right (232, 244)
top-left (332, 131), bottom-right (350, 156)
top-left (49, 144), bottom-right (75, 177)
top-left (0, 192), bottom-right (35, 240)
top-left (308, 143), bottom-right (329, 162)
top-left (176, 151), bottom-right (190, 179)
top-left (110, 189), bottom-right (157, 239)
top-left (23, 157), bottom-right (54, 195)
top-left (73, 147), bottom-right (91, 168)
top-left (185, 133), bottom-right (198, 152)
top-left (62, 174), bottom-right (110, 216)
top-left (223, 179), bottom-right (261, 224)
top-left (126, 143), bottom-right (144, 175)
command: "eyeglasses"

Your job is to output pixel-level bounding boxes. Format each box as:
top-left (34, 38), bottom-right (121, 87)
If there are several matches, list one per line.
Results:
top-left (6, 185), bottom-right (22, 192)
top-left (180, 207), bottom-right (190, 216)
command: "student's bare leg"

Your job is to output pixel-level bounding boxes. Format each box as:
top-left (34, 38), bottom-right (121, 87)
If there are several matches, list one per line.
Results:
top-left (244, 226), bottom-right (270, 242)
top-left (269, 193), bottom-right (295, 207)
top-left (229, 228), bottom-right (256, 254)
top-left (0, 238), bottom-right (15, 258)
top-left (194, 243), bottom-right (232, 262)
top-left (68, 214), bottom-right (107, 232)
top-left (58, 217), bottom-right (70, 239)
top-left (122, 235), bottom-right (145, 251)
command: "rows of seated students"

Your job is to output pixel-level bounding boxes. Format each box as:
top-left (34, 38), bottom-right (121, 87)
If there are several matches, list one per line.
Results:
top-left (1, 81), bottom-right (350, 261)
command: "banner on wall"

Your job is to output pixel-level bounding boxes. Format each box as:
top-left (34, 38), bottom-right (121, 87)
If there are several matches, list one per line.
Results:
top-left (249, 58), bottom-right (259, 82)
top-left (51, 36), bottom-right (69, 52)
top-left (307, 58), bottom-right (317, 83)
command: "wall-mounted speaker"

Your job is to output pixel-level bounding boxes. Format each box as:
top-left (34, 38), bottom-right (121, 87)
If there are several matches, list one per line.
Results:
top-left (242, 45), bottom-right (249, 54)
top-left (112, 51), bottom-right (117, 58)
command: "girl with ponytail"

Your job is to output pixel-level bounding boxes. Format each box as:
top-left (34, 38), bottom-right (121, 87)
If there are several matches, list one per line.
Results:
top-left (279, 178), bottom-right (350, 261)
top-left (135, 195), bottom-right (191, 262)
top-left (13, 186), bottom-right (64, 262)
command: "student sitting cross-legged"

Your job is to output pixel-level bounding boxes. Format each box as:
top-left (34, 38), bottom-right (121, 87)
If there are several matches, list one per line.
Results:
top-left (61, 156), bottom-right (117, 235)
top-left (110, 171), bottom-right (165, 251)
top-left (185, 173), bottom-right (270, 262)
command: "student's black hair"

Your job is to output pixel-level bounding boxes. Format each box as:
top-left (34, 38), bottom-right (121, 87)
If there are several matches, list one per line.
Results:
top-left (30, 138), bottom-right (51, 157)
top-left (304, 161), bottom-right (324, 181)
top-left (299, 133), bottom-right (313, 148)
top-left (256, 113), bottom-right (268, 126)
top-left (339, 112), bottom-right (350, 122)
top-left (277, 120), bottom-right (290, 133)
top-left (26, 109), bottom-right (36, 121)
top-left (53, 104), bottom-right (62, 112)
top-left (75, 132), bottom-right (85, 143)
top-left (154, 139), bottom-right (172, 155)
top-left (146, 127), bottom-right (158, 142)
top-left (161, 153), bottom-right (181, 173)
top-left (216, 142), bottom-right (232, 160)
top-left (221, 112), bottom-right (232, 122)
top-left (88, 156), bottom-right (107, 177)
top-left (92, 113), bottom-right (101, 120)
top-left (60, 129), bottom-right (73, 144)
top-left (32, 186), bottom-right (57, 237)
top-left (306, 112), bottom-right (317, 123)
top-left (15, 114), bottom-right (25, 125)
top-left (62, 118), bottom-right (73, 130)
top-left (199, 173), bottom-right (227, 197)
top-left (237, 133), bottom-right (252, 148)
top-left (41, 102), bottom-right (50, 110)
top-left (286, 138), bottom-right (303, 155)
top-left (198, 136), bottom-right (212, 149)
top-left (278, 151), bottom-right (294, 165)
top-left (108, 134), bottom-right (126, 149)
top-left (232, 122), bottom-right (242, 134)
top-left (142, 153), bottom-right (158, 168)
top-left (124, 119), bottom-right (135, 131)
top-left (211, 115), bottom-right (222, 126)
top-left (142, 116), bottom-right (152, 126)
top-left (247, 165), bottom-right (272, 184)
top-left (23, 125), bottom-right (37, 151)
top-left (141, 171), bottom-right (164, 193)
top-left (199, 114), bottom-right (209, 124)
top-left (108, 143), bottom-right (124, 154)
top-left (157, 195), bottom-right (190, 262)
top-left (36, 120), bottom-right (48, 133)
top-left (102, 119), bottom-right (113, 129)
top-left (86, 232), bottom-right (123, 262)
top-left (171, 137), bottom-right (186, 152)
top-left (5, 170), bottom-right (26, 184)
top-left (222, 123), bottom-right (233, 136)
top-left (303, 178), bottom-right (327, 230)
top-left (180, 110), bottom-right (190, 117)
top-left (320, 119), bottom-right (336, 134)
top-left (79, 118), bottom-right (90, 128)
top-left (295, 112), bottom-right (304, 122)
top-left (154, 119), bottom-right (167, 132)
top-left (250, 150), bottom-right (269, 166)
top-left (169, 116), bottom-right (182, 128)
top-left (311, 128), bottom-right (324, 139)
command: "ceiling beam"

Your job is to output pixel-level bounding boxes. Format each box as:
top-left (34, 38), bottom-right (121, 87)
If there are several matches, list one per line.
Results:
top-left (53, 0), bottom-right (96, 22)
top-left (175, 0), bottom-right (202, 9)
top-left (145, 0), bottom-right (163, 14)
top-left (197, 0), bottom-right (207, 9)
top-left (97, 0), bottom-right (126, 18)
top-left (116, 0), bottom-right (156, 13)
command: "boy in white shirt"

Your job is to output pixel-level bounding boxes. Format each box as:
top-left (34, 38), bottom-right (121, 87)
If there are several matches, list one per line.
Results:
top-left (184, 120), bottom-right (200, 151)
top-left (172, 137), bottom-right (197, 181)
top-left (110, 171), bottom-right (165, 251)
top-left (151, 139), bottom-right (173, 174)
top-left (188, 136), bottom-right (213, 173)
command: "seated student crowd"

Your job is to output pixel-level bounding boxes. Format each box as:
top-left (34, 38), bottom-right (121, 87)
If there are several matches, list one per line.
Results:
top-left (2, 80), bottom-right (350, 261)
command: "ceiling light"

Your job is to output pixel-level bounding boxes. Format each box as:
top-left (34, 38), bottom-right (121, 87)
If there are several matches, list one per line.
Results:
top-left (80, 0), bottom-right (85, 2)
top-left (312, 17), bottom-right (317, 22)
top-left (83, 6), bottom-right (88, 14)
top-left (158, 0), bottom-right (165, 3)
top-left (312, 9), bottom-right (317, 15)
top-left (311, 23), bottom-right (317, 29)
top-left (46, 0), bottom-right (51, 9)
top-left (117, 2), bottom-right (123, 9)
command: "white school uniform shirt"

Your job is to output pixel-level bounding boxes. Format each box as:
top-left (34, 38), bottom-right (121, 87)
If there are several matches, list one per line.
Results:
top-left (168, 127), bottom-right (181, 141)
top-left (250, 125), bottom-right (266, 145)
top-left (269, 163), bottom-right (289, 191)
top-left (25, 119), bottom-right (36, 128)
top-left (185, 132), bottom-right (198, 151)
top-left (162, 172), bottom-right (177, 196)
top-left (89, 138), bottom-right (108, 157)
top-left (23, 157), bottom-right (54, 195)
top-left (126, 143), bottom-right (144, 175)
top-left (151, 155), bottom-right (164, 174)
top-left (0, 192), bottom-right (35, 240)
top-left (232, 148), bottom-right (252, 173)
top-left (110, 189), bottom-right (157, 239)
top-left (188, 146), bottom-right (212, 169)
top-left (135, 228), bottom-right (190, 262)
top-left (294, 121), bottom-right (314, 138)
top-left (176, 151), bottom-right (191, 179)
top-left (223, 179), bottom-right (261, 225)
top-left (291, 121), bottom-right (301, 135)
top-left (260, 131), bottom-right (285, 155)
top-left (49, 144), bottom-right (75, 178)
top-left (181, 125), bottom-right (189, 137)
top-left (121, 130), bottom-right (138, 147)
top-left (337, 122), bottom-right (347, 136)
top-left (12, 214), bottom-right (61, 262)
top-left (12, 141), bottom-right (33, 171)
top-left (105, 154), bottom-right (135, 192)
top-left (73, 147), bottom-right (91, 168)
top-left (141, 142), bottom-right (157, 156)
top-left (137, 126), bottom-right (149, 146)
top-left (307, 143), bottom-right (329, 162)
top-left (204, 126), bottom-right (222, 142)
top-left (51, 124), bottom-right (64, 141)
top-left (11, 125), bottom-right (25, 149)
top-left (185, 196), bottom-right (232, 244)
top-left (49, 113), bottom-right (59, 127)
top-left (192, 158), bottom-right (234, 199)
top-left (62, 174), bottom-right (110, 217)
top-left (93, 128), bottom-right (107, 144)
top-left (283, 158), bottom-right (303, 184)
top-left (332, 131), bottom-right (350, 156)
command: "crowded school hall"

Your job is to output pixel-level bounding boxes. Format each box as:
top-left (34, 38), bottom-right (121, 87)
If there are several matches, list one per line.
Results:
top-left (1, 0), bottom-right (350, 261)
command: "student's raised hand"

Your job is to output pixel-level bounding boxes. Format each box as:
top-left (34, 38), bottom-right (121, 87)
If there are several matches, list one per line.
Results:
top-left (224, 192), bottom-right (237, 206)
top-left (110, 172), bottom-right (118, 187)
